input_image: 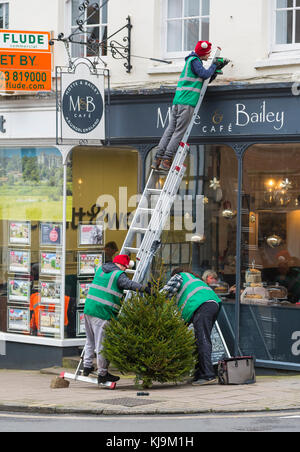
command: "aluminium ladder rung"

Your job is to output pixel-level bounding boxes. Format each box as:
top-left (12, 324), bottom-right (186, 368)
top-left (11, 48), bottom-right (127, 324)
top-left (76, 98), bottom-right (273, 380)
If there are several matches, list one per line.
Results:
top-left (137, 207), bottom-right (154, 213)
top-left (124, 246), bottom-right (139, 254)
top-left (131, 227), bottom-right (148, 234)
top-left (146, 188), bottom-right (162, 195)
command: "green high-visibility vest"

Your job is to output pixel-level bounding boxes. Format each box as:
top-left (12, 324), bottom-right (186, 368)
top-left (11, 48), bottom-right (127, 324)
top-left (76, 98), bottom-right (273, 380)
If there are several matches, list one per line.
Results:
top-left (84, 266), bottom-right (124, 321)
top-left (173, 56), bottom-right (204, 107)
top-left (177, 272), bottom-right (221, 323)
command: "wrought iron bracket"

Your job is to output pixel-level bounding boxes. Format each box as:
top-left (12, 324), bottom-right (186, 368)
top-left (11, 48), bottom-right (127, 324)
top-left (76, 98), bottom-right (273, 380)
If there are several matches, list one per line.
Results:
top-left (109, 16), bottom-right (132, 73)
top-left (50, 0), bottom-right (133, 73)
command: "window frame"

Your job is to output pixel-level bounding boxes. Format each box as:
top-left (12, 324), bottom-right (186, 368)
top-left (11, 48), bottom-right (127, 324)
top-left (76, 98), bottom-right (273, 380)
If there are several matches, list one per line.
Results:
top-left (0, 1), bottom-right (9, 29)
top-left (163, 0), bottom-right (210, 59)
top-left (67, 0), bottom-right (108, 60)
top-left (271, 0), bottom-right (300, 53)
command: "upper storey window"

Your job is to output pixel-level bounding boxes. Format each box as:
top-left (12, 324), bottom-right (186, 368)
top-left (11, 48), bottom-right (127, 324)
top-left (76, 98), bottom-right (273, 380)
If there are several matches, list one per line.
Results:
top-left (165, 0), bottom-right (210, 57)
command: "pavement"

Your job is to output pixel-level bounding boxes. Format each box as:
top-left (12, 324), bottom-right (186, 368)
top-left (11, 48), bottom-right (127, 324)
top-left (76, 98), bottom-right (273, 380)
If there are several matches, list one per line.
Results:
top-left (1, 367), bottom-right (300, 415)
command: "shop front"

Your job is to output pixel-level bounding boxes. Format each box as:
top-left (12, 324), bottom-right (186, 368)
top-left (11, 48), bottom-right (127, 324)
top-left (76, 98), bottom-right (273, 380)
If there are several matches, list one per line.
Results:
top-left (109, 82), bottom-right (300, 372)
top-left (0, 95), bottom-right (140, 368)
top-left (0, 82), bottom-right (300, 371)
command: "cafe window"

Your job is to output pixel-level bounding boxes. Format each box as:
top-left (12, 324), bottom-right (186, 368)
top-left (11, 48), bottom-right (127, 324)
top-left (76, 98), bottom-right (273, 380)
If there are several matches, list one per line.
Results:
top-left (165, 0), bottom-right (210, 57)
top-left (234, 143), bottom-right (300, 363)
top-left (242, 144), bottom-right (300, 296)
top-left (145, 144), bottom-right (238, 291)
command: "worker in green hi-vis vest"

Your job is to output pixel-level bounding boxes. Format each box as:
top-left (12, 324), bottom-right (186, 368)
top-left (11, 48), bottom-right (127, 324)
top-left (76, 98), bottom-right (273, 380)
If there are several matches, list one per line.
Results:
top-left (152, 41), bottom-right (220, 172)
top-left (83, 254), bottom-right (151, 386)
top-left (161, 267), bottom-right (222, 386)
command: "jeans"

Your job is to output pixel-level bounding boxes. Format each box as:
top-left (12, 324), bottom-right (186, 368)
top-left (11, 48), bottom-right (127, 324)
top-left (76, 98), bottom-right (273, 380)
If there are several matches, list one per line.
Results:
top-left (155, 104), bottom-right (195, 160)
top-left (83, 315), bottom-right (109, 376)
top-left (192, 301), bottom-right (220, 380)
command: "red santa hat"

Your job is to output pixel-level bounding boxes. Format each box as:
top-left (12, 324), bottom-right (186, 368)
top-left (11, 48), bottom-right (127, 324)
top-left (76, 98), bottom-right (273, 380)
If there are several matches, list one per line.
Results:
top-left (195, 40), bottom-right (212, 57)
top-left (113, 254), bottom-right (130, 268)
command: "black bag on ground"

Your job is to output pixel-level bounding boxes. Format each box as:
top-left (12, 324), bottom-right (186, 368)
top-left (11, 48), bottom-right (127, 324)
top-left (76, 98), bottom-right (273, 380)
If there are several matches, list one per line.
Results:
top-left (218, 356), bottom-right (256, 385)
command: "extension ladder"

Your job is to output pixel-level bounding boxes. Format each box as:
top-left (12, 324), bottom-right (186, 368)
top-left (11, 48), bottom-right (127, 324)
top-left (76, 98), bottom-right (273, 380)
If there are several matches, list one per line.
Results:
top-left (120, 47), bottom-right (222, 289)
top-left (120, 46), bottom-right (231, 361)
top-left (60, 48), bottom-right (230, 388)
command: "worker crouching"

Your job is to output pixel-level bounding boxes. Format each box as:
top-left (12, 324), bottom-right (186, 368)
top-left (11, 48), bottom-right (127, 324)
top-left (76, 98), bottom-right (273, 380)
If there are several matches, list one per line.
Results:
top-left (162, 267), bottom-right (222, 385)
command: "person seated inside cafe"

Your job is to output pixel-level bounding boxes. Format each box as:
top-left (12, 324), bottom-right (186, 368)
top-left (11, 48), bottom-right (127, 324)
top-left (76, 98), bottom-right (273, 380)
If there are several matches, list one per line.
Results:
top-left (274, 250), bottom-right (300, 303)
top-left (202, 270), bottom-right (218, 286)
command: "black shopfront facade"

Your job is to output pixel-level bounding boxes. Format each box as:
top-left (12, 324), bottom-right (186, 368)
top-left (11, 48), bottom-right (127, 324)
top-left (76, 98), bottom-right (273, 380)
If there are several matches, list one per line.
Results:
top-left (1, 81), bottom-right (300, 372)
top-left (108, 82), bottom-right (300, 371)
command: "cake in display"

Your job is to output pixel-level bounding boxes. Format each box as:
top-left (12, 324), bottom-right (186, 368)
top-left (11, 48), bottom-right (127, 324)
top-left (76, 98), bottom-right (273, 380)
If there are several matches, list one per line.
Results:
top-left (245, 267), bottom-right (262, 285)
top-left (242, 265), bottom-right (269, 303)
top-left (267, 283), bottom-right (287, 300)
top-left (210, 281), bottom-right (229, 295)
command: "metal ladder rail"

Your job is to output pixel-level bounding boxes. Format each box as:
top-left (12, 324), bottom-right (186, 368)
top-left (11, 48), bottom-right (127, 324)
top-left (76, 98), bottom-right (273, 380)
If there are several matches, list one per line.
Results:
top-left (131, 162), bottom-right (187, 284)
top-left (127, 144), bottom-right (189, 281)
top-left (120, 169), bottom-right (161, 255)
top-left (129, 142), bottom-right (189, 262)
top-left (121, 47), bottom-right (222, 284)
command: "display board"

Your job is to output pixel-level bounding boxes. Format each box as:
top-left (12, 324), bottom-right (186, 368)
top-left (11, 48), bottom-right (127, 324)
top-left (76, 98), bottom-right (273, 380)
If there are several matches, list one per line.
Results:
top-left (211, 323), bottom-right (230, 364)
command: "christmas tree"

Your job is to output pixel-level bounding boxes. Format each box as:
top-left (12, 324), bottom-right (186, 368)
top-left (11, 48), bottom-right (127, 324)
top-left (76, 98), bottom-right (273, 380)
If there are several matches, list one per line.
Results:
top-left (102, 281), bottom-right (196, 389)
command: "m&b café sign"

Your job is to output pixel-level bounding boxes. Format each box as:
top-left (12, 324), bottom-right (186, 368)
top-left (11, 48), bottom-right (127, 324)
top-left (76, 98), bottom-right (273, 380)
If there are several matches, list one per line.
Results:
top-left (58, 59), bottom-right (105, 144)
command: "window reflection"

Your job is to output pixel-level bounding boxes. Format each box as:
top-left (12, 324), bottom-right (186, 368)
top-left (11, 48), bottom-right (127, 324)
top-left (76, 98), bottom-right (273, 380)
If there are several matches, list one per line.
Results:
top-left (242, 144), bottom-right (300, 304)
top-left (145, 144), bottom-right (238, 287)
top-left (0, 147), bottom-right (64, 337)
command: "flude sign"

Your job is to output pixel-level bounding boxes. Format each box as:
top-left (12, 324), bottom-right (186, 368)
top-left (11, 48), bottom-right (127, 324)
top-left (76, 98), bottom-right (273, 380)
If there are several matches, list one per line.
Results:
top-left (0, 30), bottom-right (52, 92)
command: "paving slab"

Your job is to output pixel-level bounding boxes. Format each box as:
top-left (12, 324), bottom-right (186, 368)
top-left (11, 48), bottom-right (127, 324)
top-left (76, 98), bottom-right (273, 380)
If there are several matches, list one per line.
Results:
top-left (0, 369), bottom-right (300, 415)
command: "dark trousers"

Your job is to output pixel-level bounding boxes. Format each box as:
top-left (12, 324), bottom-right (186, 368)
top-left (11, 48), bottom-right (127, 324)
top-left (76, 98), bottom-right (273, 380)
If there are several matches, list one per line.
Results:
top-left (192, 301), bottom-right (220, 380)
top-left (155, 104), bottom-right (195, 160)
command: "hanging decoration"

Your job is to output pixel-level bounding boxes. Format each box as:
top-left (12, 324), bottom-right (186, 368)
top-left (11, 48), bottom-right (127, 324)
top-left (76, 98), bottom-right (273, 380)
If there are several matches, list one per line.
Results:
top-left (264, 176), bottom-right (293, 207)
top-left (209, 177), bottom-right (221, 190)
top-left (222, 201), bottom-right (237, 219)
top-left (191, 234), bottom-right (206, 244)
top-left (280, 178), bottom-right (292, 190)
top-left (266, 234), bottom-right (282, 248)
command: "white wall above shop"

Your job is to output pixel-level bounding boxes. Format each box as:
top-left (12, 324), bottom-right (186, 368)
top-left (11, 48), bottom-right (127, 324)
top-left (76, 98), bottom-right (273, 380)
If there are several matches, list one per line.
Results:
top-left (2, 0), bottom-right (299, 91)
top-left (0, 99), bottom-right (56, 143)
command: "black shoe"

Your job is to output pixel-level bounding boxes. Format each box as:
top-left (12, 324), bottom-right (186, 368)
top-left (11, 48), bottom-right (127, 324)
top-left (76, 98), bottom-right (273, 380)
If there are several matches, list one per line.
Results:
top-left (192, 377), bottom-right (217, 386)
top-left (98, 372), bottom-right (120, 384)
top-left (83, 366), bottom-right (94, 376)
top-left (159, 159), bottom-right (172, 171)
top-left (151, 158), bottom-right (162, 170)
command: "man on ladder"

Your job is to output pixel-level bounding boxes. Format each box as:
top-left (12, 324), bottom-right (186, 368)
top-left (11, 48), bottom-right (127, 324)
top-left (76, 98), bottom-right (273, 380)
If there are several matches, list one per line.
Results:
top-left (152, 40), bottom-right (229, 171)
top-left (83, 254), bottom-right (151, 386)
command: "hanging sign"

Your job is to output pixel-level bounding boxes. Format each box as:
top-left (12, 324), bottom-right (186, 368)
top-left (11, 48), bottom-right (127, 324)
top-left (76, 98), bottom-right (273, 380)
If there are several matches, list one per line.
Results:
top-left (62, 78), bottom-right (104, 134)
top-left (0, 30), bottom-right (52, 92)
top-left (57, 59), bottom-right (106, 144)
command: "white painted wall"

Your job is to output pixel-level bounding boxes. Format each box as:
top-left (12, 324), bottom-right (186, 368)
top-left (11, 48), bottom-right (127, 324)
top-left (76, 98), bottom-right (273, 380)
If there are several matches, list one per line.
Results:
top-left (2, 0), bottom-right (299, 90)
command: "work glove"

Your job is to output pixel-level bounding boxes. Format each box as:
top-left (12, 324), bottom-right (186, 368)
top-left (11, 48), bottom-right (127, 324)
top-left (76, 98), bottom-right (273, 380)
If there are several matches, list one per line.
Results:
top-left (213, 58), bottom-right (230, 72)
top-left (143, 284), bottom-right (152, 295)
